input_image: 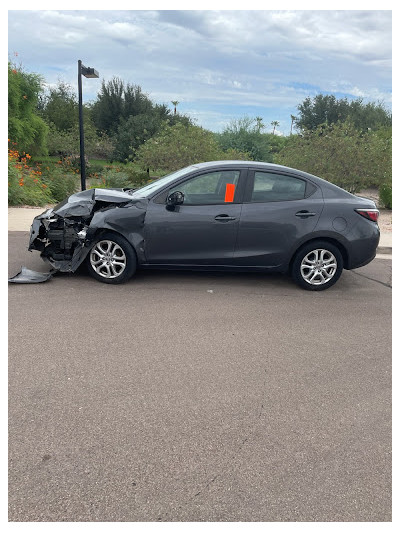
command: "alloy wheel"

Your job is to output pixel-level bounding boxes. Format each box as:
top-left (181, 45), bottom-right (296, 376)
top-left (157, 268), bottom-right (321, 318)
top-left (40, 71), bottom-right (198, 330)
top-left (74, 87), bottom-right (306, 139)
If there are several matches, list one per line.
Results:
top-left (89, 240), bottom-right (127, 279)
top-left (300, 248), bottom-right (338, 286)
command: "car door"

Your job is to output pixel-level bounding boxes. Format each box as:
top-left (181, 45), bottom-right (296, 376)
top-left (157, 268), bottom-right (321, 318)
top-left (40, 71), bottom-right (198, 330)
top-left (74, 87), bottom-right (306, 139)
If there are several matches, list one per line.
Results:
top-left (234, 170), bottom-right (324, 267)
top-left (143, 169), bottom-right (246, 265)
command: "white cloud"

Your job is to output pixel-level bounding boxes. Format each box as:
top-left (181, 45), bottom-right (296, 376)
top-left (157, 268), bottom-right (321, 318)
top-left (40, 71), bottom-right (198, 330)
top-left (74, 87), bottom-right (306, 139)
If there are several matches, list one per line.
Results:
top-left (7, 9), bottom-right (392, 131)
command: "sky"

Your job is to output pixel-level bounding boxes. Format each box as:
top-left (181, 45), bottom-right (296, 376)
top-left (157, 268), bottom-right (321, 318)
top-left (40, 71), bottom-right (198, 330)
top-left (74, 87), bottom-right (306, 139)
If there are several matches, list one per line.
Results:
top-left (7, 5), bottom-right (393, 135)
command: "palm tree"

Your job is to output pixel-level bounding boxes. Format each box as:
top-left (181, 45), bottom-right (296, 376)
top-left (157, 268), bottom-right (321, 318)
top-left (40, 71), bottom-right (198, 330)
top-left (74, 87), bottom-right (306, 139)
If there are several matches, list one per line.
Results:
top-left (290, 115), bottom-right (297, 135)
top-left (171, 100), bottom-right (179, 115)
top-left (271, 120), bottom-right (280, 135)
top-left (255, 116), bottom-right (265, 133)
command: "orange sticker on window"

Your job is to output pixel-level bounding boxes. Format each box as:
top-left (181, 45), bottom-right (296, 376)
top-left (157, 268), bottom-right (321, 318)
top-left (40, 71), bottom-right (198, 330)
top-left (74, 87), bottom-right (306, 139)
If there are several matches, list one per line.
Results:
top-left (224, 183), bottom-right (235, 202)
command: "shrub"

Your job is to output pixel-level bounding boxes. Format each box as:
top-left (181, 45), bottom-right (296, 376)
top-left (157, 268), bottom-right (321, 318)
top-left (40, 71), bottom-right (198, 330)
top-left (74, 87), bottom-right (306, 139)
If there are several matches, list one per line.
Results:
top-left (42, 167), bottom-right (79, 202)
top-left (8, 143), bottom-right (80, 205)
top-left (8, 162), bottom-right (25, 205)
top-left (89, 166), bottom-right (152, 190)
top-left (379, 183), bottom-right (392, 209)
top-left (90, 169), bottom-right (135, 189)
top-left (87, 162), bottom-right (106, 176)
top-left (276, 120), bottom-right (391, 193)
top-left (8, 147), bottom-right (53, 206)
top-left (134, 122), bottom-right (249, 173)
top-left (123, 167), bottom-right (153, 187)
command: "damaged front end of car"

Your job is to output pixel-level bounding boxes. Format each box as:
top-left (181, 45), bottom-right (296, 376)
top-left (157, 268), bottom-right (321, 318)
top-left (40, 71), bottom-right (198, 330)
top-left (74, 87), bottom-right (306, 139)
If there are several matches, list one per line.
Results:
top-left (28, 187), bottom-right (143, 274)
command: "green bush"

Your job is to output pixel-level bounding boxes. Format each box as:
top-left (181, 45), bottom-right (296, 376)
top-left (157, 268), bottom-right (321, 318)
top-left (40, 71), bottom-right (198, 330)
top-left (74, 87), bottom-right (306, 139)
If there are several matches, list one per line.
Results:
top-left (379, 183), bottom-right (392, 209)
top-left (87, 162), bottom-right (106, 176)
top-left (8, 159), bottom-right (53, 206)
top-left (124, 168), bottom-right (152, 188)
top-left (90, 169), bottom-right (135, 189)
top-left (134, 122), bottom-right (249, 173)
top-left (277, 120), bottom-right (391, 193)
top-left (89, 167), bottom-right (151, 190)
top-left (42, 167), bottom-right (79, 202)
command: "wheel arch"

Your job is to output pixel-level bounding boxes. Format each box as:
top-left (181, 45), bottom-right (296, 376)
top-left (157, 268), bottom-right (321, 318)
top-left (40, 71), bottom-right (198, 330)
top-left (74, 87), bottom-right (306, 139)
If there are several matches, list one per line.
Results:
top-left (87, 226), bottom-right (141, 263)
top-left (289, 236), bottom-right (349, 271)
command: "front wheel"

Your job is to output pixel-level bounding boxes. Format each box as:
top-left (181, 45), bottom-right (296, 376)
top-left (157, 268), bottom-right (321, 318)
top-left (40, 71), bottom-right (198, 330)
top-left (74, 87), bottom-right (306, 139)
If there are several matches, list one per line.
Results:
top-left (291, 241), bottom-right (343, 291)
top-left (86, 232), bottom-right (136, 284)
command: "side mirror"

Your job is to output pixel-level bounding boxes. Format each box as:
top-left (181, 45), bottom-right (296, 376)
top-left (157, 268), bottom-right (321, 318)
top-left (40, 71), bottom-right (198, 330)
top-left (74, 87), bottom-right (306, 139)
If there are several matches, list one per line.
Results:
top-left (166, 191), bottom-right (184, 207)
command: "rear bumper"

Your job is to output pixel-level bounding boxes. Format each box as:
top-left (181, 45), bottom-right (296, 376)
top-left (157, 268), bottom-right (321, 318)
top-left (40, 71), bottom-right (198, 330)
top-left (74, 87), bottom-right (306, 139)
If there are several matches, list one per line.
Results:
top-left (345, 228), bottom-right (380, 270)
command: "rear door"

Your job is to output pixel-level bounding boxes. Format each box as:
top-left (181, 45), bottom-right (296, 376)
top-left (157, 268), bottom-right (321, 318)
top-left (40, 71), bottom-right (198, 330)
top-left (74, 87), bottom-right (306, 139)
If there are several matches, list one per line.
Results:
top-left (234, 170), bottom-right (324, 267)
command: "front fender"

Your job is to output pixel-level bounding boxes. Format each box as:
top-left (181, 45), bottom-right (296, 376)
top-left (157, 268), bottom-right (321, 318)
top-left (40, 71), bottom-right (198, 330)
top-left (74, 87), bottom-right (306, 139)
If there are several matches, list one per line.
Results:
top-left (87, 205), bottom-right (147, 264)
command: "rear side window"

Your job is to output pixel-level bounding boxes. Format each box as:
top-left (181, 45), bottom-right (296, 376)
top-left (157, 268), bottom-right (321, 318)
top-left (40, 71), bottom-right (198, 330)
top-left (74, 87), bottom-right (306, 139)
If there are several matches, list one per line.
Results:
top-left (250, 172), bottom-right (307, 202)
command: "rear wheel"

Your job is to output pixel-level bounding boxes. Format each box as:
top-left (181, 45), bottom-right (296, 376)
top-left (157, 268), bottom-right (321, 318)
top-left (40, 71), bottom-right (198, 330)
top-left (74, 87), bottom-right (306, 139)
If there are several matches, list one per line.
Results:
top-left (291, 241), bottom-right (343, 291)
top-left (86, 232), bottom-right (136, 284)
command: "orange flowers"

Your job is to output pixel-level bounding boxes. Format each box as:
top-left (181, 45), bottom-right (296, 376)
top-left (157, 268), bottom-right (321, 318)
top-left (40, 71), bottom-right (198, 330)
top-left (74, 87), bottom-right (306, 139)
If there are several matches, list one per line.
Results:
top-left (9, 143), bottom-right (45, 191)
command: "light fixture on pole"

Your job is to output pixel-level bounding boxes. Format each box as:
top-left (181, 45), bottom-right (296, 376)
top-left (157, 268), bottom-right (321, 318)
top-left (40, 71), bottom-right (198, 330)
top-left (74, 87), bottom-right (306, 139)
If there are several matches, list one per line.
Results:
top-left (78, 60), bottom-right (99, 191)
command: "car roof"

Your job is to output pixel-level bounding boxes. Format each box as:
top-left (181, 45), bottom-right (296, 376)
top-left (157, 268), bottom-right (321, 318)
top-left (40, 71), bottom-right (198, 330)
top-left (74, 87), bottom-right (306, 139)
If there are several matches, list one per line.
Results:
top-left (191, 160), bottom-right (315, 176)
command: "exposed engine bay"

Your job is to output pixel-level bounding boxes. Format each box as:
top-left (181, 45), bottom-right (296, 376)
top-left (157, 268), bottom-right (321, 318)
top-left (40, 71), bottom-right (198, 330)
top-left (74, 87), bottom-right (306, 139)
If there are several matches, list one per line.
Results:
top-left (17, 188), bottom-right (148, 281)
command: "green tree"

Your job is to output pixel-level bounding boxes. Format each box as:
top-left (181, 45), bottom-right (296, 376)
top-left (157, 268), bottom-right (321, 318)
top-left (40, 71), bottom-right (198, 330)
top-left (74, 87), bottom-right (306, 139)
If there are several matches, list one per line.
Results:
top-left (290, 114), bottom-right (296, 134)
top-left (255, 116), bottom-right (264, 133)
top-left (171, 100), bottom-right (179, 115)
top-left (135, 122), bottom-right (249, 173)
top-left (113, 113), bottom-right (164, 162)
top-left (91, 78), bottom-right (157, 135)
top-left (46, 121), bottom-right (115, 160)
top-left (38, 80), bottom-right (78, 131)
top-left (264, 132), bottom-right (289, 157)
top-left (295, 94), bottom-right (391, 132)
top-left (215, 117), bottom-right (273, 162)
top-left (112, 105), bottom-right (192, 162)
top-left (8, 62), bottom-right (48, 155)
top-left (271, 121), bottom-right (280, 135)
top-left (124, 82), bottom-right (154, 118)
top-left (91, 77), bottom-right (125, 135)
top-left (276, 120), bottom-right (391, 193)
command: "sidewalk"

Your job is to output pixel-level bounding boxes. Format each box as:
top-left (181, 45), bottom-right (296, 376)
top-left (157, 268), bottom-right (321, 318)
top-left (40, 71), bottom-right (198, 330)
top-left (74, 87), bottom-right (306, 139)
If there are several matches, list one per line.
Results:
top-left (8, 207), bottom-right (46, 232)
top-left (8, 206), bottom-right (392, 254)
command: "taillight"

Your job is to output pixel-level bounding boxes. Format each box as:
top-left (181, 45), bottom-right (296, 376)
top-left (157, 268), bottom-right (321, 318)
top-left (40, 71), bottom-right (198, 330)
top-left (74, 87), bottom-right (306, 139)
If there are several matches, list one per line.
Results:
top-left (355, 209), bottom-right (379, 223)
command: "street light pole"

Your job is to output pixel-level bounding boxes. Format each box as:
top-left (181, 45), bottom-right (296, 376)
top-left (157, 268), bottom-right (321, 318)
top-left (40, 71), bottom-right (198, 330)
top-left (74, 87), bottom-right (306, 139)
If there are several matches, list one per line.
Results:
top-left (78, 60), bottom-right (99, 191)
top-left (78, 60), bottom-right (85, 191)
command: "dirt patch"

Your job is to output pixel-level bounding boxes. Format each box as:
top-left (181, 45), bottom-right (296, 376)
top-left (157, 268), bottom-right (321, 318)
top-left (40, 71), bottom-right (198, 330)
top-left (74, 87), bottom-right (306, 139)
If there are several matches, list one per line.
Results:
top-left (358, 189), bottom-right (392, 233)
top-left (378, 210), bottom-right (392, 233)
top-left (358, 188), bottom-right (380, 204)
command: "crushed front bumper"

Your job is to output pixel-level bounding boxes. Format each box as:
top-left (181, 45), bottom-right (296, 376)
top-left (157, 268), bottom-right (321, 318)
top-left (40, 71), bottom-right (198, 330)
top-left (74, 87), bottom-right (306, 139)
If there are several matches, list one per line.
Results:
top-left (28, 208), bottom-right (91, 273)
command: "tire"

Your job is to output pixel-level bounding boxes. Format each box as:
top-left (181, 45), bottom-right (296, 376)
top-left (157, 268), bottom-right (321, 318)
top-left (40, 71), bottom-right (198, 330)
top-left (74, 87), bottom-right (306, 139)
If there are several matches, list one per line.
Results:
top-left (291, 240), bottom-right (343, 291)
top-left (86, 232), bottom-right (136, 284)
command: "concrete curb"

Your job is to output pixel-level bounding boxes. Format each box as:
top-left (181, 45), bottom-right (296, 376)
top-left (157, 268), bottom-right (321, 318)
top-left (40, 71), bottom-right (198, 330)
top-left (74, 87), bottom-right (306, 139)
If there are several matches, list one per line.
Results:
top-left (377, 246), bottom-right (392, 255)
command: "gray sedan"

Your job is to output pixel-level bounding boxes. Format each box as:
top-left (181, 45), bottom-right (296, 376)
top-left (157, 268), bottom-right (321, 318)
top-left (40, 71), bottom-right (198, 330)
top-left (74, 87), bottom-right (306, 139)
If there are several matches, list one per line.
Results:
top-left (28, 161), bottom-right (380, 290)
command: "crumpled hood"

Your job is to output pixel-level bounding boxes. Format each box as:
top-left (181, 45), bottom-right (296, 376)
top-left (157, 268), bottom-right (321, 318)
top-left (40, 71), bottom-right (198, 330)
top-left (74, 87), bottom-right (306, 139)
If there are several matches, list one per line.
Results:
top-left (52, 188), bottom-right (136, 218)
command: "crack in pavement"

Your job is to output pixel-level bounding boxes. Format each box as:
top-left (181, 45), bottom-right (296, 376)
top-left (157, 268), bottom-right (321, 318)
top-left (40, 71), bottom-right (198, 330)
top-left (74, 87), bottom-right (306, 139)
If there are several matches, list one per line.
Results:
top-left (185, 371), bottom-right (268, 506)
top-left (350, 270), bottom-right (392, 288)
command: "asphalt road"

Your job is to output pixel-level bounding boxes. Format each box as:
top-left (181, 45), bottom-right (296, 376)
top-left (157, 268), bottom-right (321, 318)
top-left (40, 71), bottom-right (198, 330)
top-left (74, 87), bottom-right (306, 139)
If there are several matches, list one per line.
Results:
top-left (8, 231), bottom-right (392, 522)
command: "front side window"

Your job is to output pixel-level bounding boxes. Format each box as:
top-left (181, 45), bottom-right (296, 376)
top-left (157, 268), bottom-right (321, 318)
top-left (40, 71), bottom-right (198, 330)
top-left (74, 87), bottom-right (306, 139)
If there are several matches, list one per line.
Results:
top-left (250, 172), bottom-right (307, 202)
top-left (169, 170), bottom-right (240, 205)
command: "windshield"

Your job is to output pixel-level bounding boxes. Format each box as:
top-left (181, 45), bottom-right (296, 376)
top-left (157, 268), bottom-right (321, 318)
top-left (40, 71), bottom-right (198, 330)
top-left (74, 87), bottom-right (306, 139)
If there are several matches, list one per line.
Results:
top-left (129, 166), bottom-right (197, 198)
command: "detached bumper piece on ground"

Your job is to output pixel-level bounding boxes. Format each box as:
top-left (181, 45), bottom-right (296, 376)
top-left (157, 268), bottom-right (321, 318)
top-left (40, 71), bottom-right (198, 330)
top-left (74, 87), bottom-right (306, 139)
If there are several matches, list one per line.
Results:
top-left (8, 266), bottom-right (56, 284)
